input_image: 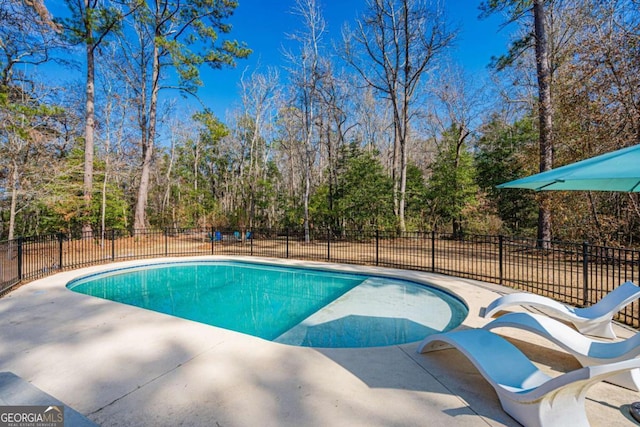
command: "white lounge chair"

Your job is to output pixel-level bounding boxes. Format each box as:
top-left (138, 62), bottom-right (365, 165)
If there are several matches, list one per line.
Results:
top-left (484, 311), bottom-right (640, 391)
top-left (417, 329), bottom-right (640, 427)
top-left (482, 281), bottom-right (640, 339)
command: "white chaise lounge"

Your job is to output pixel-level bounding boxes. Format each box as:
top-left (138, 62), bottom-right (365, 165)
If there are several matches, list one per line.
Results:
top-left (417, 329), bottom-right (640, 427)
top-left (484, 311), bottom-right (640, 391)
top-left (482, 281), bottom-right (640, 339)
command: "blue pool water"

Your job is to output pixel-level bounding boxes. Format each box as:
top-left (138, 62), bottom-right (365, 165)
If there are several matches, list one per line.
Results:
top-left (67, 261), bottom-right (468, 348)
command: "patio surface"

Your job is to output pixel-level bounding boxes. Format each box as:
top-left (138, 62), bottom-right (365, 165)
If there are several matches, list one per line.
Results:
top-left (1, 256), bottom-right (639, 426)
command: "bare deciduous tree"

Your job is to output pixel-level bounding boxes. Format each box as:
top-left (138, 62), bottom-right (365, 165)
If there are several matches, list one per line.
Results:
top-left (427, 63), bottom-right (486, 235)
top-left (343, 0), bottom-right (455, 232)
top-left (234, 67), bottom-right (280, 229)
top-left (284, 0), bottom-right (326, 242)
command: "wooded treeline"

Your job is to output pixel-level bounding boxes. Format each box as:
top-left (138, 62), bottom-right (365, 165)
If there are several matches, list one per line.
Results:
top-left (2, 0), bottom-right (640, 247)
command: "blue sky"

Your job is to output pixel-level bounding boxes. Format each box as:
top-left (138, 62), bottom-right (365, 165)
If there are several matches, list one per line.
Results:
top-left (197, 0), bottom-right (513, 118)
top-left (42, 0), bottom-right (513, 120)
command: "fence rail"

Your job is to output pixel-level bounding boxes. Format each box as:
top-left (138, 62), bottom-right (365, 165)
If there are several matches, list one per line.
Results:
top-left (2, 227), bottom-right (639, 328)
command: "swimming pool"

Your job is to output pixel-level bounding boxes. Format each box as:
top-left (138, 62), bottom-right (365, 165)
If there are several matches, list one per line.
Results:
top-left (67, 260), bottom-right (468, 348)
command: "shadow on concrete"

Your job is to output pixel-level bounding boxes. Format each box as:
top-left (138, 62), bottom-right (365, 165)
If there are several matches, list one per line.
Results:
top-left (314, 323), bottom-right (521, 427)
top-left (0, 264), bottom-right (634, 427)
top-left (1, 276), bottom-right (485, 426)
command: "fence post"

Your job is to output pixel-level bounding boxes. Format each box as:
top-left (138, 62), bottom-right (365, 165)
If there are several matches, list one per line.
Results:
top-left (211, 227), bottom-right (215, 255)
top-left (327, 227), bottom-right (331, 260)
top-left (111, 229), bottom-right (115, 261)
top-left (431, 230), bottom-right (436, 273)
top-left (582, 242), bottom-right (589, 306)
top-left (286, 228), bottom-right (289, 259)
top-left (164, 228), bottom-right (168, 257)
top-left (58, 233), bottom-right (64, 270)
top-left (499, 235), bottom-right (504, 285)
top-left (375, 229), bottom-right (379, 266)
top-left (17, 237), bottom-right (23, 281)
top-left (250, 230), bottom-right (253, 256)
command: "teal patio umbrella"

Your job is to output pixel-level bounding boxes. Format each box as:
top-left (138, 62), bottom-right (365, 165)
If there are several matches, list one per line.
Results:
top-left (497, 144), bottom-right (640, 192)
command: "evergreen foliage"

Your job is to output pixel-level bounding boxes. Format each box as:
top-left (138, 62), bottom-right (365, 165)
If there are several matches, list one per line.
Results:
top-left (426, 126), bottom-right (478, 236)
top-left (310, 145), bottom-right (394, 231)
top-left (475, 115), bottom-right (538, 235)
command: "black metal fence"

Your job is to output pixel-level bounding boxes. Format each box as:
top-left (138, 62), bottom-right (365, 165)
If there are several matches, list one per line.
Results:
top-left (2, 227), bottom-right (639, 328)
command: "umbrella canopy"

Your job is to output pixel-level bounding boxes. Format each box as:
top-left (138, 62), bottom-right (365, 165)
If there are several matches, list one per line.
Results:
top-left (497, 144), bottom-right (640, 192)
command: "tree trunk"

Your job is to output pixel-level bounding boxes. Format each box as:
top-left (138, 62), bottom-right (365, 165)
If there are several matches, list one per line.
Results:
top-left (83, 38), bottom-right (95, 238)
top-left (248, 108), bottom-right (262, 230)
top-left (8, 162), bottom-right (18, 241)
top-left (134, 141), bottom-right (153, 233)
top-left (304, 152), bottom-right (311, 243)
top-left (161, 135), bottom-right (176, 224)
top-left (452, 126), bottom-right (469, 238)
top-left (398, 137), bottom-right (407, 232)
top-left (398, 0), bottom-right (410, 234)
top-left (533, 0), bottom-right (553, 248)
top-left (392, 121), bottom-right (400, 220)
top-left (133, 31), bottom-right (161, 234)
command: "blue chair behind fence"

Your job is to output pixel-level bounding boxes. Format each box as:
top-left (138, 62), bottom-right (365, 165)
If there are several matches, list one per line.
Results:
top-left (208, 231), bottom-right (222, 242)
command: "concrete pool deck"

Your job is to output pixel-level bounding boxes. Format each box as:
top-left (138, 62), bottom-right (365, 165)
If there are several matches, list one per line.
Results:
top-left (1, 256), bottom-right (639, 426)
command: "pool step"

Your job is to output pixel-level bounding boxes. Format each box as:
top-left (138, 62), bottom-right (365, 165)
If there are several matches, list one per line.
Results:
top-left (274, 277), bottom-right (461, 347)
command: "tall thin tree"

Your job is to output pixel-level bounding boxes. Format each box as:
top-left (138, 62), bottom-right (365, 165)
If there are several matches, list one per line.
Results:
top-left (481, 0), bottom-right (554, 245)
top-left (284, 0), bottom-right (326, 242)
top-left (123, 0), bottom-right (250, 233)
top-left (59, 0), bottom-right (131, 237)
